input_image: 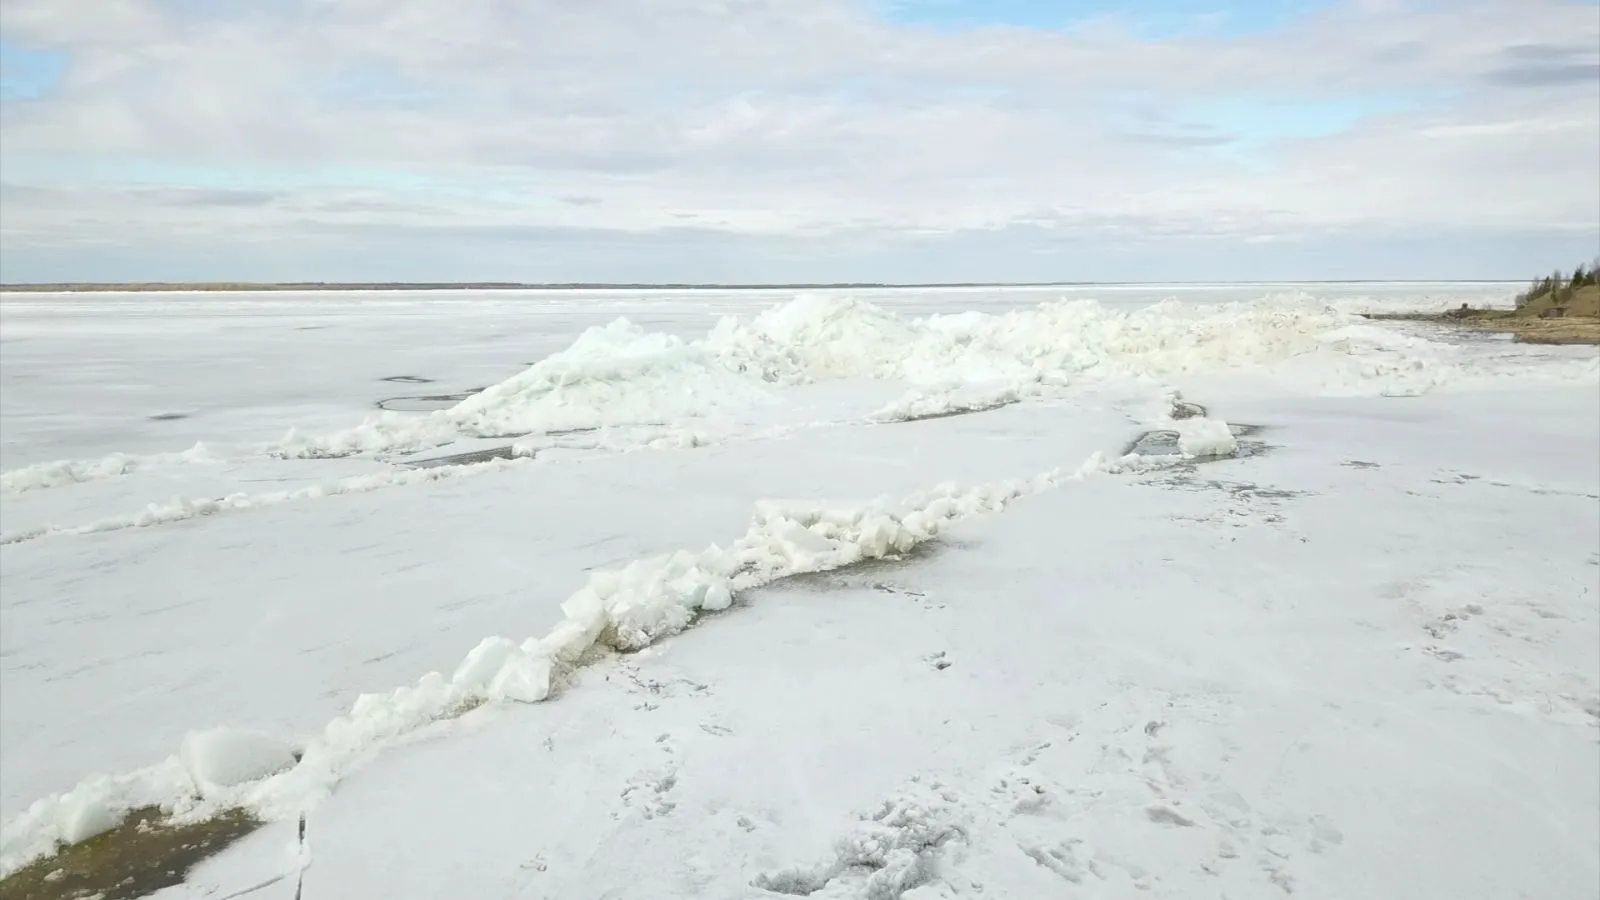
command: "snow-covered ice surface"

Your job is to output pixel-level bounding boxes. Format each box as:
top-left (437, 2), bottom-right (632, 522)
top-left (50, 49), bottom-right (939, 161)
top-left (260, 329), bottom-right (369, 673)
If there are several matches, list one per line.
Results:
top-left (0, 282), bottom-right (1533, 469)
top-left (1, 283), bottom-right (1597, 898)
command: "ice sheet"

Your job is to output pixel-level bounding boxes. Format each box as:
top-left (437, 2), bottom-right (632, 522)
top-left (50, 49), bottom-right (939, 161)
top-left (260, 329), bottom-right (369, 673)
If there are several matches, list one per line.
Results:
top-left (2, 285), bottom-right (1596, 896)
top-left (296, 388), bottom-right (1600, 900)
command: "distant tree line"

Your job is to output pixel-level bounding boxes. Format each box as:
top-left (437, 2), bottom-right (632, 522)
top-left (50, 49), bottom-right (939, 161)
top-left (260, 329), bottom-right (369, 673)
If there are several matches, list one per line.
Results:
top-left (1515, 259), bottom-right (1600, 309)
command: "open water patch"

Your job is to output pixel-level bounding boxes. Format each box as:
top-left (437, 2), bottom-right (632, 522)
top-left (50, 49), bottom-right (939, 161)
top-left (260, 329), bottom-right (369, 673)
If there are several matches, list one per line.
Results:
top-left (377, 387), bottom-right (487, 412)
top-left (1121, 423), bottom-right (1269, 461)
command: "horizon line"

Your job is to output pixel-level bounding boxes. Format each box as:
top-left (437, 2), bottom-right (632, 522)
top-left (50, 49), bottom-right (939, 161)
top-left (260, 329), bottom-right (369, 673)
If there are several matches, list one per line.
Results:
top-left (0, 278), bottom-right (1528, 293)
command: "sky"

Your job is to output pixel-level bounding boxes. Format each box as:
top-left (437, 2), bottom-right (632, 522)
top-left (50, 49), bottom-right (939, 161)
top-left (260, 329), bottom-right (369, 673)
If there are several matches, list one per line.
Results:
top-left (0, 0), bottom-right (1596, 284)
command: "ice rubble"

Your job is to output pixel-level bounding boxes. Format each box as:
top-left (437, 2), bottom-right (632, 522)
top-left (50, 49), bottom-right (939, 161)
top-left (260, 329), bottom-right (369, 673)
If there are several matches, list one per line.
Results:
top-left (0, 459), bottom-right (1109, 876)
top-left (7, 293), bottom-right (1597, 488)
top-left (0, 443), bottom-right (222, 495)
top-left (871, 381), bottom-right (1025, 423)
top-left (3, 424), bottom-right (731, 546)
top-left (0, 455), bottom-right (535, 546)
top-left (275, 319), bottom-right (775, 458)
top-left (1175, 417), bottom-right (1239, 458)
top-left (709, 293), bottom-right (1336, 386)
top-left (270, 293), bottom-right (1416, 459)
top-left (753, 778), bottom-right (969, 898)
top-left (1111, 389), bottom-right (1242, 461)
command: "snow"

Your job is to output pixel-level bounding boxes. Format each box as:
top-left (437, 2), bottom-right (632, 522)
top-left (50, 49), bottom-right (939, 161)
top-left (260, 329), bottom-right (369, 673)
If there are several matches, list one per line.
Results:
top-left (1, 283), bottom-right (1597, 898)
top-left (288, 387), bottom-right (1599, 900)
top-left (1, 467), bottom-right (1070, 872)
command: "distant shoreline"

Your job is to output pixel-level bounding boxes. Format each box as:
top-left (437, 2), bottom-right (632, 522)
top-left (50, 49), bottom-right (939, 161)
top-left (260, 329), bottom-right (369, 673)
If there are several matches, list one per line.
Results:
top-left (0, 279), bottom-right (1522, 293)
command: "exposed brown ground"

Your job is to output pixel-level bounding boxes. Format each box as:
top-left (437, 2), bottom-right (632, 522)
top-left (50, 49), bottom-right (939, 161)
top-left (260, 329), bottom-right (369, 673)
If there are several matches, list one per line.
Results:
top-left (1522, 284), bottom-right (1600, 318)
top-left (1364, 286), bottom-right (1600, 345)
top-left (1465, 314), bottom-right (1600, 344)
top-left (0, 808), bottom-right (264, 900)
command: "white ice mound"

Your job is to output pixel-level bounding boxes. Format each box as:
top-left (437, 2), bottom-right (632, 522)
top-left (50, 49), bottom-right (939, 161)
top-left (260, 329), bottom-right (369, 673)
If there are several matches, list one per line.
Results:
top-left (297, 293), bottom-right (1360, 458)
top-left (277, 318), bottom-right (776, 458)
top-left (179, 728), bottom-right (299, 792)
top-left (705, 293), bottom-right (1357, 389)
top-left (56, 792), bottom-right (119, 845)
top-left (706, 293), bottom-right (927, 383)
top-left (24, 291), bottom-right (1598, 476)
top-left (448, 319), bottom-right (772, 437)
top-left (269, 291), bottom-right (1586, 461)
top-left (451, 637), bottom-right (554, 704)
top-left (1175, 418), bottom-right (1239, 458)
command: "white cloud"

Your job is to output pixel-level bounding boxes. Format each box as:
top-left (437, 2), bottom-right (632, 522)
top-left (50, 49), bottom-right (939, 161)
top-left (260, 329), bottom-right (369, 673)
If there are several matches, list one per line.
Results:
top-left (0, 0), bottom-right (1595, 281)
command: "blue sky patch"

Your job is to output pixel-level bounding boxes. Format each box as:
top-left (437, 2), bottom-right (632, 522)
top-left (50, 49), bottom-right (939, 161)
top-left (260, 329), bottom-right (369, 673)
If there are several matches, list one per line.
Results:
top-left (1104, 89), bottom-right (1434, 164)
top-left (0, 39), bottom-right (67, 101)
top-left (878, 0), bottom-right (1332, 38)
top-left (1174, 92), bottom-right (1428, 142)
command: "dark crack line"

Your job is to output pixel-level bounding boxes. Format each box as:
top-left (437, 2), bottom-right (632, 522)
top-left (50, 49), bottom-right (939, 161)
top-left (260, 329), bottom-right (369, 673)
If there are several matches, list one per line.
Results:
top-left (878, 399), bottom-right (1019, 424)
top-left (293, 814), bottom-right (308, 900)
top-left (215, 873), bottom-right (289, 900)
top-left (402, 445), bottom-right (532, 469)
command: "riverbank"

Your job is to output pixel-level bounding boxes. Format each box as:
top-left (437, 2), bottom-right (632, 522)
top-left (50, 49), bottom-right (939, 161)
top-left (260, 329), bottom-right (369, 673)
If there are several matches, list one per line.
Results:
top-left (1363, 285), bottom-right (1600, 345)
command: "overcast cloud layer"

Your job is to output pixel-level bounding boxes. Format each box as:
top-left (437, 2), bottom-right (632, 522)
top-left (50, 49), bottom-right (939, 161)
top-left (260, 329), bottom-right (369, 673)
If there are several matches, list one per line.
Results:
top-left (1, 0), bottom-right (1597, 283)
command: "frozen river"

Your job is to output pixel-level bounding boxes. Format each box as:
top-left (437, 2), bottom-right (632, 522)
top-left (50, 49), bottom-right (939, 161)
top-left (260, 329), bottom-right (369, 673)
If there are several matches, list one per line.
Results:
top-left (1, 283), bottom-right (1595, 899)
